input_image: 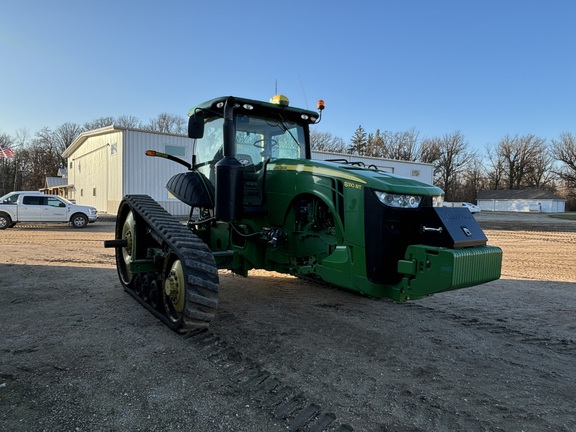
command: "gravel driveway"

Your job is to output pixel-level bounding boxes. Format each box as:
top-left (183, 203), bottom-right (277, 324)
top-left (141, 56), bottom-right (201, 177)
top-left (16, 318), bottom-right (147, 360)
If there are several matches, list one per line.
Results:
top-left (1, 212), bottom-right (575, 431)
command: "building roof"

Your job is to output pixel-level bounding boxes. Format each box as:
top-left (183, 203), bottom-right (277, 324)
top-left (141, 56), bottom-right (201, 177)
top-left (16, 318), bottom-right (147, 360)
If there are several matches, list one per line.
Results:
top-left (62, 125), bottom-right (187, 158)
top-left (477, 189), bottom-right (565, 200)
top-left (45, 176), bottom-right (69, 188)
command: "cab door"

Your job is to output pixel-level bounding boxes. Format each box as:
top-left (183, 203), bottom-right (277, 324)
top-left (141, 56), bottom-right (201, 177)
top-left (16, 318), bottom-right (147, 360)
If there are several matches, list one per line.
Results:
top-left (19, 195), bottom-right (46, 221)
top-left (43, 197), bottom-right (68, 222)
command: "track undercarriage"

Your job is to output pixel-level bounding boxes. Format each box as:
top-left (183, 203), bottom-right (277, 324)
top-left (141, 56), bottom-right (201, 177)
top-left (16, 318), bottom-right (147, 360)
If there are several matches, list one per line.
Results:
top-left (104, 195), bottom-right (219, 332)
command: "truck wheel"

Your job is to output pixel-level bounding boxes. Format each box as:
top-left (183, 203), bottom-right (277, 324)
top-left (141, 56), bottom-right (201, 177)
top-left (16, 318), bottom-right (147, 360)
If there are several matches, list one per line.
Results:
top-left (71, 213), bottom-right (88, 228)
top-left (0, 213), bottom-right (12, 230)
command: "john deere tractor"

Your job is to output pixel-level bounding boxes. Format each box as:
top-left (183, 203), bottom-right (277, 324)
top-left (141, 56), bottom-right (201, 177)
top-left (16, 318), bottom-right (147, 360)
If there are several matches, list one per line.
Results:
top-left (104, 95), bottom-right (502, 332)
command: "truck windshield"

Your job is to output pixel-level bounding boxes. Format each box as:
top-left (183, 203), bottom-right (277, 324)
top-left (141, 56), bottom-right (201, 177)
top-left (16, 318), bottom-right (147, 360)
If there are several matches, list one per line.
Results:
top-left (0, 193), bottom-right (20, 203)
top-left (193, 115), bottom-right (306, 178)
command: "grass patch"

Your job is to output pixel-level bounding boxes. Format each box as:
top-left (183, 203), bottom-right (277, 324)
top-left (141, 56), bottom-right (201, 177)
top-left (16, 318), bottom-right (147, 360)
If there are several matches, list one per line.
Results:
top-left (548, 213), bottom-right (576, 221)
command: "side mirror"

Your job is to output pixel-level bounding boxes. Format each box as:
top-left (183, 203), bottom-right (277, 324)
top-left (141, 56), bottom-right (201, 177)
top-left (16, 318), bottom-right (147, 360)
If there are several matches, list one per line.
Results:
top-left (188, 113), bottom-right (205, 139)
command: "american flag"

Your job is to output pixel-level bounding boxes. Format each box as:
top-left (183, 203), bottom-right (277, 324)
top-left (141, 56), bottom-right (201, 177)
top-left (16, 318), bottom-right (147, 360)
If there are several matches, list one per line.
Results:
top-left (0, 144), bottom-right (15, 159)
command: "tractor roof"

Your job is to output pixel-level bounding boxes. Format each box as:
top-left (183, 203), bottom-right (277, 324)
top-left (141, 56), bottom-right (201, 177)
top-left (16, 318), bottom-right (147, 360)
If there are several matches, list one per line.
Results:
top-left (188, 96), bottom-right (320, 125)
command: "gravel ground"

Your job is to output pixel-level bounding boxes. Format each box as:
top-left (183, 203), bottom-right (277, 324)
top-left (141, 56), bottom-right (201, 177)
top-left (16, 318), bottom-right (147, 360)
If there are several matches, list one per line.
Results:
top-left (1, 211), bottom-right (575, 431)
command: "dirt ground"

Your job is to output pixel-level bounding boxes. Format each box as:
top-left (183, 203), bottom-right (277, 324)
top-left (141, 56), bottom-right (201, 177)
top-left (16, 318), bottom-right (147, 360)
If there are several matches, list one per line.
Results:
top-left (1, 212), bottom-right (575, 431)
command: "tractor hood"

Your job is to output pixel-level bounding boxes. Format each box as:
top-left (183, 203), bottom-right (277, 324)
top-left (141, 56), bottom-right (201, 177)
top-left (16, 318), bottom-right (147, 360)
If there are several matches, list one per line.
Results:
top-left (267, 158), bottom-right (444, 197)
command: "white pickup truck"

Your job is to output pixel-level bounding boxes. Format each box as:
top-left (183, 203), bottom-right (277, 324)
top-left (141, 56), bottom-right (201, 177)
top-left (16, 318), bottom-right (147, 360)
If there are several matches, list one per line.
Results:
top-left (0, 191), bottom-right (98, 229)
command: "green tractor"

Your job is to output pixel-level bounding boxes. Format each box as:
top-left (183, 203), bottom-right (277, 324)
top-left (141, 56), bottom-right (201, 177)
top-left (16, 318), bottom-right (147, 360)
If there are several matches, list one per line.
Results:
top-left (105, 95), bottom-right (502, 332)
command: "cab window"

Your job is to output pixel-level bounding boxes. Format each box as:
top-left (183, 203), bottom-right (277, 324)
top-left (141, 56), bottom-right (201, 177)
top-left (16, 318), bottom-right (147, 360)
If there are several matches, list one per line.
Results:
top-left (23, 196), bottom-right (48, 205)
top-left (47, 197), bottom-right (65, 207)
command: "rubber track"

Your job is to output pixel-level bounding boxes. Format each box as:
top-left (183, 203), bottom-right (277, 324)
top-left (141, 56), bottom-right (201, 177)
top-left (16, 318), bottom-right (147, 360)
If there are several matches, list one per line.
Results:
top-left (122, 194), bottom-right (219, 332)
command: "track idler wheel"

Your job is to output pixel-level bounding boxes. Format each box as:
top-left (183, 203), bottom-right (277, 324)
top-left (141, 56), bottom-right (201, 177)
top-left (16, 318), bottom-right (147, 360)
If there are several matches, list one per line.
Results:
top-left (164, 256), bottom-right (186, 326)
top-left (140, 273), bottom-right (153, 303)
top-left (149, 278), bottom-right (162, 311)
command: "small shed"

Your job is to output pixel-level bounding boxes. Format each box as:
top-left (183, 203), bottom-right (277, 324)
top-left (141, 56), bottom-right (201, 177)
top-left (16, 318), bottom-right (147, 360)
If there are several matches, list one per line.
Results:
top-left (477, 189), bottom-right (566, 213)
top-left (41, 168), bottom-right (73, 198)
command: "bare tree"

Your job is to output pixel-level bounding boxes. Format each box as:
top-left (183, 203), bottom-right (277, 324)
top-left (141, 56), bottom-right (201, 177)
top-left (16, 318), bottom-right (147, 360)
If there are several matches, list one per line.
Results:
top-left (310, 131), bottom-right (346, 152)
top-left (456, 158), bottom-right (486, 202)
top-left (417, 138), bottom-right (442, 165)
top-left (33, 124), bottom-right (81, 169)
top-left (524, 147), bottom-right (556, 190)
top-left (8, 129), bottom-right (32, 192)
top-left (115, 115), bottom-right (142, 129)
top-left (16, 128), bottom-right (70, 189)
top-left (144, 113), bottom-right (186, 134)
top-left (551, 132), bottom-right (576, 184)
top-left (83, 117), bottom-right (115, 131)
top-left (551, 132), bottom-right (576, 208)
top-left (485, 144), bottom-right (506, 190)
top-left (420, 131), bottom-right (476, 200)
top-left (55, 123), bottom-right (83, 153)
top-left (366, 130), bottom-right (385, 158)
top-left (381, 128), bottom-right (420, 161)
top-left (496, 134), bottom-right (548, 189)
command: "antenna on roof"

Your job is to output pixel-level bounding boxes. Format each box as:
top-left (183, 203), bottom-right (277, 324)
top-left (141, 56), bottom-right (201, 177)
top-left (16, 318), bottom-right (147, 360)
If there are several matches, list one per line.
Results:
top-left (299, 75), bottom-right (309, 109)
top-left (275, 79), bottom-right (278, 95)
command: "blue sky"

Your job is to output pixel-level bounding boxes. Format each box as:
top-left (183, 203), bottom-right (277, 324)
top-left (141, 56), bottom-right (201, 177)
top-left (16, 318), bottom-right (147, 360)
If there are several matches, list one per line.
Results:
top-left (1, 0), bottom-right (574, 151)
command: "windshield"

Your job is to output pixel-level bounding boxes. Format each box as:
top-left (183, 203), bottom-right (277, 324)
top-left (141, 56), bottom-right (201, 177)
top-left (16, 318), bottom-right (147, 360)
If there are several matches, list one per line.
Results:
top-left (194, 114), bottom-right (306, 178)
top-left (0, 192), bottom-right (19, 203)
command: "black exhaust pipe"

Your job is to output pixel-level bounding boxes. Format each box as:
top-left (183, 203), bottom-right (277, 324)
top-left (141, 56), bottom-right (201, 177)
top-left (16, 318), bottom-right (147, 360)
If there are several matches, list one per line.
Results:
top-left (215, 97), bottom-right (243, 221)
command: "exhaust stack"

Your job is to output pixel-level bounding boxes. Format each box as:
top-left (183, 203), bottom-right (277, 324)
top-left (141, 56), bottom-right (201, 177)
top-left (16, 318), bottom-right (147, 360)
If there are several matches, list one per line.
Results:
top-left (214, 97), bottom-right (243, 221)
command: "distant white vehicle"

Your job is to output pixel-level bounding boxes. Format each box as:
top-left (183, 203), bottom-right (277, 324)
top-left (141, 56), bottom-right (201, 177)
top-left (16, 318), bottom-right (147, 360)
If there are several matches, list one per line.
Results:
top-left (0, 191), bottom-right (98, 229)
top-left (461, 202), bottom-right (481, 213)
top-left (444, 201), bottom-right (481, 213)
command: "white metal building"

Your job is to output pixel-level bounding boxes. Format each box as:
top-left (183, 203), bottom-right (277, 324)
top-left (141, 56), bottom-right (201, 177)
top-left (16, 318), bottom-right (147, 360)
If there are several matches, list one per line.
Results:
top-left (62, 126), bottom-right (194, 215)
top-left (477, 189), bottom-right (566, 213)
top-left (312, 151), bottom-right (433, 185)
top-left (62, 127), bottom-right (435, 216)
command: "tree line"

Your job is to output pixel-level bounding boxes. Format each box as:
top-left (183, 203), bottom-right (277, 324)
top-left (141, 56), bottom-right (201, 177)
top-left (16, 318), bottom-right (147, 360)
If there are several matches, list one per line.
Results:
top-left (312, 127), bottom-right (576, 209)
top-left (1, 116), bottom-right (575, 210)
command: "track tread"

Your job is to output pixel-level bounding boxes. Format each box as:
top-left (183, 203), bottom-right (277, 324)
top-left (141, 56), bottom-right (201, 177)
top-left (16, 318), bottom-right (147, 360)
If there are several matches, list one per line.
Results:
top-left (120, 194), bottom-right (219, 332)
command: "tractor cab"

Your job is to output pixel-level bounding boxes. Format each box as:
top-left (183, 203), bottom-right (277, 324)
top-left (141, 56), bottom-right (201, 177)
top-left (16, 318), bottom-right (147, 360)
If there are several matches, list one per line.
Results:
top-left (183, 96), bottom-right (323, 220)
top-left (192, 111), bottom-right (307, 182)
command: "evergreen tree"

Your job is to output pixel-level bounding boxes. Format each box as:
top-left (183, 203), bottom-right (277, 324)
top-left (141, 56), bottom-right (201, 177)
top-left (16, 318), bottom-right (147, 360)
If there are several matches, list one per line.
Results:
top-left (349, 125), bottom-right (367, 155)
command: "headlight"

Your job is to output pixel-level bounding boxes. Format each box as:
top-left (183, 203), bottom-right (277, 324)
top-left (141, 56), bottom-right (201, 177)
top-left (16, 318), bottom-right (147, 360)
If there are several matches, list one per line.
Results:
top-left (89, 208), bottom-right (97, 214)
top-left (374, 191), bottom-right (422, 209)
top-left (432, 195), bottom-right (444, 207)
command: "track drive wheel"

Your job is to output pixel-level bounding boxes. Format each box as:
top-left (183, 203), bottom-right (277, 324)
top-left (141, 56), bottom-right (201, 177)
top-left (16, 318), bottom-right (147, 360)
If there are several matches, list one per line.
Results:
top-left (116, 207), bottom-right (136, 287)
